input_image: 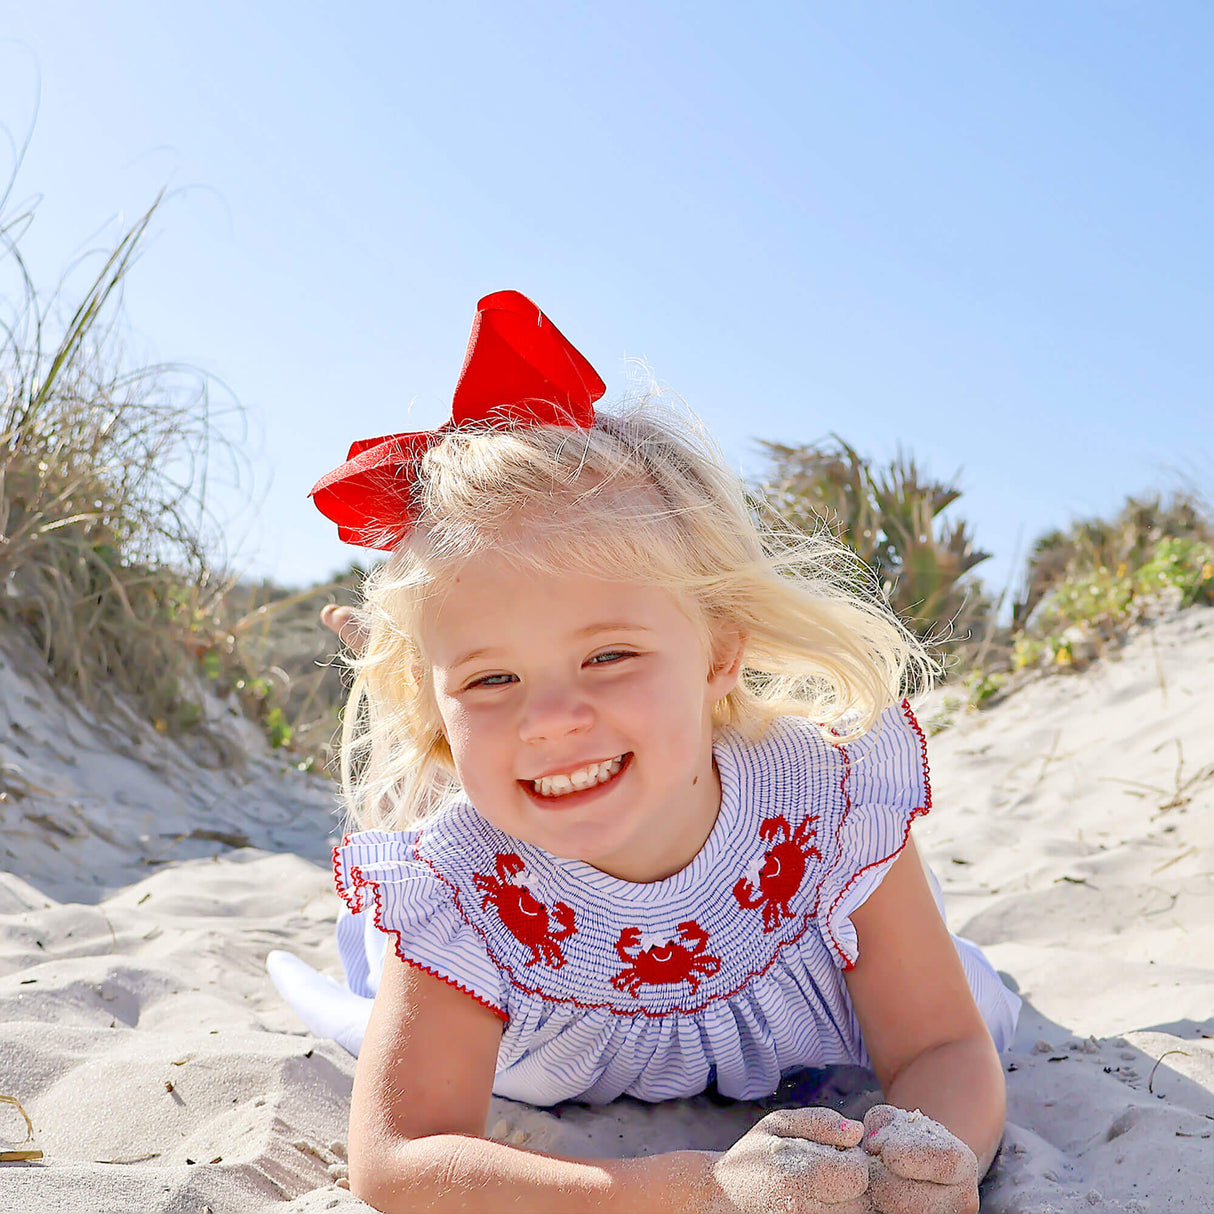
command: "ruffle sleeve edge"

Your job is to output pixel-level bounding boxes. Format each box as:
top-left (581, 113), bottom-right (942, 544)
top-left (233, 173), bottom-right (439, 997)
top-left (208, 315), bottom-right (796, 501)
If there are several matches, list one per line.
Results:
top-left (333, 830), bottom-right (509, 1024)
top-left (814, 699), bottom-right (932, 972)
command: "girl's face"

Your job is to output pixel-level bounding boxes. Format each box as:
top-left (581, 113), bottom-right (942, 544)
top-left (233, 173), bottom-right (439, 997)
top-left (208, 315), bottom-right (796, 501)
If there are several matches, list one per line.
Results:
top-left (423, 550), bottom-right (745, 883)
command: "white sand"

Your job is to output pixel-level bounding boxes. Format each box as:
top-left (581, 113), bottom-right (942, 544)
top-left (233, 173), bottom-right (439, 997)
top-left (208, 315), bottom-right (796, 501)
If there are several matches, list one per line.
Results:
top-left (1, 609), bottom-right (1211, 1212)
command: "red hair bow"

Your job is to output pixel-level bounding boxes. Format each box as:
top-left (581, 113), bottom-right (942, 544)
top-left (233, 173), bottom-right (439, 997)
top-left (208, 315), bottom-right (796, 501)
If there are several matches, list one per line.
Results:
top-left (310, 291), bottom-right (606, 548)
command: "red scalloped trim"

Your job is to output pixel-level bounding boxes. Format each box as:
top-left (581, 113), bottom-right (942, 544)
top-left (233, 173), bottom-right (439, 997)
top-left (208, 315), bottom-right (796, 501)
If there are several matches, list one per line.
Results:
top-left (815, 698), bottom-right (933, 971)
top-left (332, 840), bottom-right (509, 1025)
top-left (900, 698), bottom-right (933, 811)
top-left (332, 835), bottom-right (357, 908)
top-left (395, 954), bottom-right (509, 1024)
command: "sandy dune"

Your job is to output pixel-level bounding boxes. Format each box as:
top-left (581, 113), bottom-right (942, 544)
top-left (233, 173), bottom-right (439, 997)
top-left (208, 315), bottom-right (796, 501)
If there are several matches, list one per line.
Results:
top-left (1, 609), bottom-right (1211, 1212)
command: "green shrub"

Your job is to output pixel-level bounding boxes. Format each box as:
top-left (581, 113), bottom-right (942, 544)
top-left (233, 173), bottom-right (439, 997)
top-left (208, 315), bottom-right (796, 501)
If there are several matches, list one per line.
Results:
top-left (1013, 493), bottom-right (1213, 629)
top-left (1011, 534), bottom-right (1214, 672)
top-left (1032, 566), bottom-right (1135, 634)
top-left (1135, 536), bottom-right (1214, 605)
top-left (962, 666), bottom-right (1007, 707)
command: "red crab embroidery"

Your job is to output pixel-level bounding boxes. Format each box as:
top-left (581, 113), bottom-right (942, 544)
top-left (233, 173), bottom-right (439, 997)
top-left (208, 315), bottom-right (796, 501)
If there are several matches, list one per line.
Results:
top-left (733, 814), bottom-right (822, 932)
top-left (473, 853), bottom-right (575, 968)
top-left (610, 921), bottom-right (722, 997)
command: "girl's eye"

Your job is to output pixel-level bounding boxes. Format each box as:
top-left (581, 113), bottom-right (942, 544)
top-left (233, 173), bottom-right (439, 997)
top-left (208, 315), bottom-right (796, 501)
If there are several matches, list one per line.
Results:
top-left (468, 673), bottom-right (516, 689)
top-left (588, 650), bottom-right (634, 666)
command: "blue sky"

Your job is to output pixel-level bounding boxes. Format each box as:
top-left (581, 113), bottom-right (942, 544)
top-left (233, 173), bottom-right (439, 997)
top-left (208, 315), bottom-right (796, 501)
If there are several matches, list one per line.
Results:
top-left (3, 2), bottom-right (1211, 607)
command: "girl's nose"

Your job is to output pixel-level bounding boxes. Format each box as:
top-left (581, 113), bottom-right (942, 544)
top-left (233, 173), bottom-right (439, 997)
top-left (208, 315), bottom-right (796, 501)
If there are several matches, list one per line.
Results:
top-left (518, 686), bottom-right (595, 743)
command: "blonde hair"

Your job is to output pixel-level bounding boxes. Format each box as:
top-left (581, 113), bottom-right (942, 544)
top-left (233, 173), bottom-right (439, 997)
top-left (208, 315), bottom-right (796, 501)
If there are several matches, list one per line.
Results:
top-left (339, 396), bottom-right (938, 831)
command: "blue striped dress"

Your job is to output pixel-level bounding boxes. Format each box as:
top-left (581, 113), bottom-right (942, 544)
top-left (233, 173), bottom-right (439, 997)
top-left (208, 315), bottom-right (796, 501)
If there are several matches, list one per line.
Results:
top-left (331, 700), bottom-right (1020, 1105)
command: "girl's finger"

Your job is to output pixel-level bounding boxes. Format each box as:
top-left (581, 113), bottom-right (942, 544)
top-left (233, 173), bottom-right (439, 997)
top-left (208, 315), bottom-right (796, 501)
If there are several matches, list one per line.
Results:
top-left (761, 1107), bottom-right (866, 1149)
top-left (862, 1103), bottom-right (900, 1154)
top-left (767, 1136), bottom-right (869, 1203)
top-left (881, 1132), bottom-right (976, 1186)
top-left (867, 1110), bottom-right (976, 1185)
top-left (868, 1158), bottom-right (979, 1214)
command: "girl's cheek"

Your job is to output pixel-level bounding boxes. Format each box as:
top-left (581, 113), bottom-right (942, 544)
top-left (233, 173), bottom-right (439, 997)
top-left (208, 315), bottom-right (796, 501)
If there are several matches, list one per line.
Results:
top-left (608, 665), bottom-right (667, 707)
top-left (434, 697), bottom-right (482, 744)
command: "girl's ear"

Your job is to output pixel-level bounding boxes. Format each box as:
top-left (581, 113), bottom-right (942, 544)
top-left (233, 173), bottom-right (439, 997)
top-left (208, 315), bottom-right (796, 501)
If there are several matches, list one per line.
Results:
top-left (707, 626), bottom-right (748, 698)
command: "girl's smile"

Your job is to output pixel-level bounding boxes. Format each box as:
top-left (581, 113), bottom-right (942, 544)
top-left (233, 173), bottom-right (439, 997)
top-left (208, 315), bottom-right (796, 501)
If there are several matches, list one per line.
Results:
top-left (423, 551), bottom-right (746, 883)
top-left (523, 751), bottom-right (633, 807)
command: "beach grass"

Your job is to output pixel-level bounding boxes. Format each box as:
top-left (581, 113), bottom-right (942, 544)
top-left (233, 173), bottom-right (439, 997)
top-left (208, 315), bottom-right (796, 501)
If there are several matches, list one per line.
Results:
top-left (0, 185), bottom-right (352, 769)
top-left (1, 193), bottom-right (219, 714)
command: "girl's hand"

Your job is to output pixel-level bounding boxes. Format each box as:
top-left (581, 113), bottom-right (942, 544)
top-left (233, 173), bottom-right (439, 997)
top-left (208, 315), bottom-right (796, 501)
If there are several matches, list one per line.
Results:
top-left (861, 1105), bottom-right (979, 1214)
top-left (709, 1107), bottom-right (872, 1213)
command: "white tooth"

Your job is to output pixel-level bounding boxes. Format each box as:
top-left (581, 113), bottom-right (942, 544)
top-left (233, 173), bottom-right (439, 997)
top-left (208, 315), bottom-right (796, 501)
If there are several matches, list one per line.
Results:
top-left (534, 755), bottom-right (625, 797)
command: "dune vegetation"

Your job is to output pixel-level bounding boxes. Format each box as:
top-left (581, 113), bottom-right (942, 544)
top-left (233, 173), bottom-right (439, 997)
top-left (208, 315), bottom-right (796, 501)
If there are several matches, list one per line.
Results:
top-left (0, 188), bottom-right (352, 772)
top-left (751, 437), bottom-right (1214, 712)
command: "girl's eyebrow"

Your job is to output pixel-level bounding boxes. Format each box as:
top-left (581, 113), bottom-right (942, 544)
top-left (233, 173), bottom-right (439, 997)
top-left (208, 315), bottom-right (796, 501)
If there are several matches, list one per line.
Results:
top-left (449, 623), bottom-right (653, 670)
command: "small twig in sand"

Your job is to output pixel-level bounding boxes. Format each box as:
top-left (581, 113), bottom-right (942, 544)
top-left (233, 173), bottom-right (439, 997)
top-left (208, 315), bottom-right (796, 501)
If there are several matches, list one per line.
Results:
top-left (0, 1095), bottom-right (35, 1140)
top-left (0, 1093), bottom-right (43, 1163)
top-left (1032, 730), bottom-right (1064, 792)
top-left (1151, 846), bottom-right (1198, 876)
top-left (1099, 739), bottom-right (1214, 815)
top-left (1148, 1050), bottom-right (1190, 1094)
top-left (1140, 888), bottom-right (1180, 917)
top-left (100, 911), bottom-right (117, 954)
top-left (0, 763), bottom-right (54, 800)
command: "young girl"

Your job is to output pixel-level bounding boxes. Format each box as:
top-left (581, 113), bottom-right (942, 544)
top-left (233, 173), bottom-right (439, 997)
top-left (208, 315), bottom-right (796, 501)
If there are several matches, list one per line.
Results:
top-left (289, 291), bottom-right (1020, 1213)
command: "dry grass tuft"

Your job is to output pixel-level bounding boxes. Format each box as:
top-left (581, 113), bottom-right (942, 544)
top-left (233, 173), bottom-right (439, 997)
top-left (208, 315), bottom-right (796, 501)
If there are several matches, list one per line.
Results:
top-left (0, 187), bottom-right (248, 740)
top-left (0, 173), bottom-right (368, 774)
top-left (0, 177), bottom-right (356, 771)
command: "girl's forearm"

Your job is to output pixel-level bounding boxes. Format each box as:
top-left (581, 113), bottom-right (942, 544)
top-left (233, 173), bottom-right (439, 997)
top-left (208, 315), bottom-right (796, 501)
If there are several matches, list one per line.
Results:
top-left (882, 1032), bottom-right (1008, 1176)
top-left (352, 1133), bottom-right (716, 1214)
